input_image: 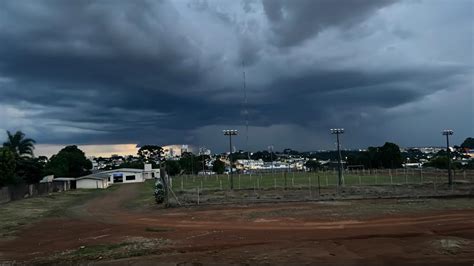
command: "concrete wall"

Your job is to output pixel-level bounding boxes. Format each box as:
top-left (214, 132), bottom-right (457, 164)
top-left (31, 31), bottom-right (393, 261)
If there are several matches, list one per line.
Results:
top-left (76, 178), bottom-right (108, 189)
top-left (143, 169), bottom-right (160, 180)
top-left (0, 182), bottom-right (72, 204)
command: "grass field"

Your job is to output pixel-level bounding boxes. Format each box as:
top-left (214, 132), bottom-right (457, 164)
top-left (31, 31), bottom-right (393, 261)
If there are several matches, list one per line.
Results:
top-left (0, 187), bottom-right (118, 238)
top-left (170, 169), bottom-right (472, 191)
top-left (1, 180), bottom-right (473, 264)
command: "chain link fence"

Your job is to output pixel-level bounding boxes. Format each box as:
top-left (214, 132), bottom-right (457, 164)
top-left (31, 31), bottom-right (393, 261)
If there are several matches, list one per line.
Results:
top-left (166, 169), bottom-right (474, 206)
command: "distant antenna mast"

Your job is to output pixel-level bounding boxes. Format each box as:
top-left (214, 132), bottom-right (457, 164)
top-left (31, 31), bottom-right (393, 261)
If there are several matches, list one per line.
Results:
top-left (242, 61), bottom-right (249, 160)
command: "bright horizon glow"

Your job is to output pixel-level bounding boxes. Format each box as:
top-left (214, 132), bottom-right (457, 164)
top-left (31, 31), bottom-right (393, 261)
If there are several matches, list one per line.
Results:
top-left (35, 144), bottom-right (139, 158)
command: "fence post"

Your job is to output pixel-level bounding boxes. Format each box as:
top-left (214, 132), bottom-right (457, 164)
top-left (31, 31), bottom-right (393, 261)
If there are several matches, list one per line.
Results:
top-left (274, 177), bottom-right (276, 189)
top-left (308, 177), bottom-right (312, 199)
top-left (181, 179), bottom-right (184, 191)
top-left (196, 187), bottom-right (200, 205)
top-left (420, 168), bottom-right (423, 184)
top-left (238, 175), bottom-right (241, 189)
top-left (405, 168), bottom-right (408, 185)
top-left (318, 175), bottom-right (321, 198)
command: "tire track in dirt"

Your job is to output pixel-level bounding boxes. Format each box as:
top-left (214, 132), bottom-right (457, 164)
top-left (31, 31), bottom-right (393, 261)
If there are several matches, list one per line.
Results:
top-left (1, 183), bottom-right (473, 265)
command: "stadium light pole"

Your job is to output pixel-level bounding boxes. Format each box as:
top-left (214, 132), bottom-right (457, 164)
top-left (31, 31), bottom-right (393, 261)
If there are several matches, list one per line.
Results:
top-left (223, 129), bottom-right (238, 190)
top-left (442, 129), bottom-right (454, 187)
top-left (330, 128), bottom-right (345, 187)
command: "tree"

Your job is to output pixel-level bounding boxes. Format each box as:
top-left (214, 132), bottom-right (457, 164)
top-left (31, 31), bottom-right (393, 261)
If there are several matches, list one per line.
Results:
top-left (179, 152), bottom-right (202, 174)
top-left (16, 157), bottom-right (46, 184)
top-left (212, 159), bottom-right (225, 174)
top-left (424, 156), bottom-right (462, 170)
top-left (0, 147), bottom-right (17, 187)
top-left (305, 160), bottom-right (321, 171)
top-left (137, 145), bottom-right (163, 163)
top-left (464, 160), bottom-right (474, 169)
top-left (44, 145), bottom-right (92, 177)
top-left (250, 151), bottom-right (275, 162)
top-left (379, 142), bottom-right (403, 168)
top-left (165, 160), bottom-right (181, 176)
top-left (460, 137), bottom-right (474, 149)
top-left (3, 131), bottom-right (36, 158)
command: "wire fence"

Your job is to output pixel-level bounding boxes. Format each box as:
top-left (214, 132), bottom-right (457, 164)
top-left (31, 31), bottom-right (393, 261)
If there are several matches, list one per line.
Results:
top-left (170, 168), bottom-right (474, 191)
top-left (166, 169), bottom-right (474, 206)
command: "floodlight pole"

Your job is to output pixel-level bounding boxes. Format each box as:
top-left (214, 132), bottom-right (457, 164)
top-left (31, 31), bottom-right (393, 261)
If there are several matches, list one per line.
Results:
top-left (331, 128), bottom-right (345, 187)
top-left (223, 130), bottom-right (238, 190)
top-left (442, 129), bottom-right (454, 186)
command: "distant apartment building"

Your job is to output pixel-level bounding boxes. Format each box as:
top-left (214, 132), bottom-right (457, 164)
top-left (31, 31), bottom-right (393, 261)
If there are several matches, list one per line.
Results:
top-left (162, 144), bottom-right (197, 158)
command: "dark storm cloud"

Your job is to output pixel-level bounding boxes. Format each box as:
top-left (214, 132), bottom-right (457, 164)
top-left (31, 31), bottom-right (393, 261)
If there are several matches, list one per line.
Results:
top-left (0, 0), bottom-right (472, 151)
top-left (262, 0), bottom-right (396, 47)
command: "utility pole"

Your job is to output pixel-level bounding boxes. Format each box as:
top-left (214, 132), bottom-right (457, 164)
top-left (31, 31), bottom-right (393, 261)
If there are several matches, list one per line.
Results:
top-left (442, 129), bottom-right (454, 186)
top-left (330, 128), bottom-right (345, 187)
top-left (223, 130), bottom-right (238, 190)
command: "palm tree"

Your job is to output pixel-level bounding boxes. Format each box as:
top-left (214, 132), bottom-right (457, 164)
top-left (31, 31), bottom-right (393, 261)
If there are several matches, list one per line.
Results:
top-left (3, 131), bottom-right (36, 158)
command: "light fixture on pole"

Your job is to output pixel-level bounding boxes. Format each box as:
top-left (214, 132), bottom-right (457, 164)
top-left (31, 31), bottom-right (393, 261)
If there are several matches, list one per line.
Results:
top-left (223, 129), bottom-right (238, 190)
top-left (442, 129), bottom-right (454, 187)
top-left (330, 128), bottom-right (345, 187)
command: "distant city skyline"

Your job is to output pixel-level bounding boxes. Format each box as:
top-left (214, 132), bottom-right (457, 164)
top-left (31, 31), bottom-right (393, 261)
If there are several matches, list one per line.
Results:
top-left (34, 138), bottom-right (469, 158)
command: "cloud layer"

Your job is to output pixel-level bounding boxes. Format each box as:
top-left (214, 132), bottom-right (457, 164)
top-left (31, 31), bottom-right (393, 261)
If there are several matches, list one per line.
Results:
top-left (0, 0), bottom-right (472, 152)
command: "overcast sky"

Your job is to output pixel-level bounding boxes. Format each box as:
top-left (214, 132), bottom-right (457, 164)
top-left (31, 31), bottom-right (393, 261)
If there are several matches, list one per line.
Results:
top-left (0, 0), bottom-right (472, 155)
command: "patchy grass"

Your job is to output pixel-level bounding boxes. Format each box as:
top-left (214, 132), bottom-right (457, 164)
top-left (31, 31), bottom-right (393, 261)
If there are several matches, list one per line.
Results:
top-left (431, 238), bottom-right (471, 255)
top-left (246, 198), bottom-right (474, 221)
top-left (43, 237), bottom-right (170, 262)
top-left (123, 180), bottom-right (156, 210)
top-left (0, 187), bottom-right (117, 238)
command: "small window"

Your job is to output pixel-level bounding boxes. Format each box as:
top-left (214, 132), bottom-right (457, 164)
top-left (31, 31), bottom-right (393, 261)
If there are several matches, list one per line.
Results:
top-left (126, 175), bottom-right (136, 181)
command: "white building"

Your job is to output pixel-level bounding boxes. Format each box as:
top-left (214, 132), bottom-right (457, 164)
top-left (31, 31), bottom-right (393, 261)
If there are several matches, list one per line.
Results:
top-left (76, 164), bottom-right (160, 189)
top-left (76, 174), bottom-right (110, 189)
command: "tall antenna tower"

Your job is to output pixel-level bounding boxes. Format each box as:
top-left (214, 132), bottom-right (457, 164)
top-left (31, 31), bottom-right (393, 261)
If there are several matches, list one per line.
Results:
top-left (242, 61), bottom-right (249, 160)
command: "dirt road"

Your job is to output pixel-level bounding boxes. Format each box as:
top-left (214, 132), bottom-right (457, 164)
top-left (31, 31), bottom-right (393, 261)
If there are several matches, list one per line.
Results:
top-left (1, 183), bottom-right (473, 265)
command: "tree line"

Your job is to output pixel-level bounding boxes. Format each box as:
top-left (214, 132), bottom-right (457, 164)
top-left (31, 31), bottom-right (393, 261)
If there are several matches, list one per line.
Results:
top-left (0, 131), bottom-right (92, 187)
top-left (1, 131), bottom-right (473, 187)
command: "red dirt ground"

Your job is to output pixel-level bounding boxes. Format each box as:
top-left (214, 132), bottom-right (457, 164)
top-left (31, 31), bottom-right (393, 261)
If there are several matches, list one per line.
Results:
top-left (0, 183), bottom-right (473, 265)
